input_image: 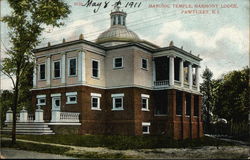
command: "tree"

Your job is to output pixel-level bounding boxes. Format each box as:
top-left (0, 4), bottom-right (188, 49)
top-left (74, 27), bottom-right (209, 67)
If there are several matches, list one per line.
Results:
top-left (1, 0), bottom-right (70, 144)
top-left (200, 67), bottom-right (214, 131)
top-left (213, 68), bottom-right (249, 123)
top-left (0, 90), bottom-right (14, 128)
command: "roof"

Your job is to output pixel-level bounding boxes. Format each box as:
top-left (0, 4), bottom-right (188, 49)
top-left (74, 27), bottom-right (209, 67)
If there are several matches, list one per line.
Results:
top-left (33, 39), bottom-right (202, 61)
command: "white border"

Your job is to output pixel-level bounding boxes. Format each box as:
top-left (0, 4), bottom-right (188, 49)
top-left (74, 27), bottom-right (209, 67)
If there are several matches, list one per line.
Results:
top-left (68, 57), bottom-right (77, 76)
top-left (51, 93), bottom-right (61, 97)
top-left (91, 59), bottom-right (100, 79)
top-left (113, 57), bottom-right (124, 69)
top-left (66, 92), bottom-right (77, 96)
top-left (52, 60), bottom-right (61, 79)
top-left (38, 63), bottom-right (46, 80)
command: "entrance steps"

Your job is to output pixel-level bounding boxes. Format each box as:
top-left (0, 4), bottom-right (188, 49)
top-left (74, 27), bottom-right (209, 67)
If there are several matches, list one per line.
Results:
top-left (1, 122), bottom-right (55, 135)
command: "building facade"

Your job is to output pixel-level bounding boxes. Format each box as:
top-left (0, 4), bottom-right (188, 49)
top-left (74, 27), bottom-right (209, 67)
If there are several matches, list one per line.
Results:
top-left (31, 8), bottom-right (203, 139)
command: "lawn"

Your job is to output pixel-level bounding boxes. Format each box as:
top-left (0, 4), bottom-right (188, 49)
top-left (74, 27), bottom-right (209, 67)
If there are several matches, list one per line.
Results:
top-left (1, 134), bottom-right (234, 150)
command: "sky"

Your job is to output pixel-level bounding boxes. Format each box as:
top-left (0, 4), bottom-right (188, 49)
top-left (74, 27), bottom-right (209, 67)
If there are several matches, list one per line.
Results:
top-left (0, 0), bottom-right (249, 90)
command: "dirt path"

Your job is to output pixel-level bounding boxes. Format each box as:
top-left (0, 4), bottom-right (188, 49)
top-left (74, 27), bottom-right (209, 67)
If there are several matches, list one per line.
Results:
top-left (1, 138), bottom-right (249, 159)
top-left (1, 148), bottom-right (77, 159)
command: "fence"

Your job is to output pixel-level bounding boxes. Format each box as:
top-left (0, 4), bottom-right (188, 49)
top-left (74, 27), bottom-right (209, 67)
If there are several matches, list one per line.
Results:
top-left (205, 121), bottom-right (249, 140)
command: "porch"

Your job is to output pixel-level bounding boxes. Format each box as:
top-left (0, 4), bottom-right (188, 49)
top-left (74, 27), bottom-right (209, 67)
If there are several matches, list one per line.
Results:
top-left (3, 107), bottom-right (81, 135)
top-left (153, 56), bottom-right (200, 91)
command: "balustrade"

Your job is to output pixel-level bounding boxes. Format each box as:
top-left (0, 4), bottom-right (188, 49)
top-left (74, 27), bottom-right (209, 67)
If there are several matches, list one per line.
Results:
top-left (154, 80), bottom-right (169, 87)
top-left (59, 112), bottom-right (80, 122)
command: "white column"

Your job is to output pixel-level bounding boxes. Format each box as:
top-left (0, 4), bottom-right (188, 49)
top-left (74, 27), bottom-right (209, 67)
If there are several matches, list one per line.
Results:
top-left (169, 56), bottom-right (175, 86)
top-left (20, 108), bottom-right (28, 122)
top-left (188, 63), bottom-right (193, 89)
top-left (78, 51), bottom-right (85, 82)
top-left (179, 59), bottom-right (184, 87)
top-left (35, 106), bottom-right (44, 122)
top-left (81, 51), bottom-right (86, 82)
top-left (51, 111), bottom-right (60, 122)
top-left (61, 53), bottom-right (66, 84)
top-left (111, 16), bottom-right (114, 26)
top-left (5, 108), bottom-right (13, 122)
top-left (121, 15), bottom-right (123, 25)
top-left (152, 59), bottom-right (156, 86)
top-left (33, 60), bottom-right (37, 88)
top-left (196, 66), bottom-right (200, 91)
top-left (116, 15), bottom-right (118, 25)
top-left (46, 56), bottom-right (51, 86)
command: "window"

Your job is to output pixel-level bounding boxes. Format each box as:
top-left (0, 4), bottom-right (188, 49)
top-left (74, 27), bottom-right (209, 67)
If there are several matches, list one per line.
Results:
top-left (142, 122), bottom-right (150, 134)
top-left (68, 58), bottom-right (77, 76)
top-left (91, 93), bottom-right (101, 110)
top-left (53, 61), bottom-right (61, 78)
top-left (39, 64), bottom-right (46, 80)
top-left (112, 93), bottom-right (124, 111)
top-left (141, 94), bottom-right (150, 111)
top-left (118, 15), bottom-right (121, 25)
top-left (141, 58), bottom-right (148, 70)
top-left (113, 16), bottom-right (116, 25)
top-left (176, 91), bottom-right (182, 115)
top-left (113, 57), bottom-right (123, 69)
top-left (92, 60), bottom-right (99, 78)
top-left (194, 95), bottom-right (199, 116)
top-left (66, 92), bottom-right (77, 104)
top-left (123, 16), bottom-right (126, 25)
top-left (36, 95), bottom-right (46, 106)
top-left (185, 93), bottom-right (191, 116)
top-left (154, 91), bottom-right (168, 115)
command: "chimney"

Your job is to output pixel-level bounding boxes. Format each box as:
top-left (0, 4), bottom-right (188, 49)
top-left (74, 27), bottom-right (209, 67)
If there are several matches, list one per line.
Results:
top-left (169, 41), bottom-right (174, 46)
top-left (79, 34), bottom-right (84, 40)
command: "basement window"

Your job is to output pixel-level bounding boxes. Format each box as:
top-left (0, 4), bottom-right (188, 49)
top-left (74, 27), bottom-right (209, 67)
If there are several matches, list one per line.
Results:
top-left (141, 94), bottom-right (150, 111)
top-left (91, 93), bottom-right (101, 110)
top-left (112, 93), bottom-right (124, 111)
top-left (36, 95), bottom-right (46, 106)
top-left (66, 92), bottom-right (77, 104)
top-left (142, 122), bottom-right (150, 134)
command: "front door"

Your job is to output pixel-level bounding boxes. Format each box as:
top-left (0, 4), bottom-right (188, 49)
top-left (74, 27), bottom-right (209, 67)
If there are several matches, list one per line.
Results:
top-left (52, 97), bottom-right (61, 111)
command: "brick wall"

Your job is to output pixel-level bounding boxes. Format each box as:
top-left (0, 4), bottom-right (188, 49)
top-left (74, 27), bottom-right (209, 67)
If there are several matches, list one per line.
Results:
top-left (31, 86), bottom-right (203, 139)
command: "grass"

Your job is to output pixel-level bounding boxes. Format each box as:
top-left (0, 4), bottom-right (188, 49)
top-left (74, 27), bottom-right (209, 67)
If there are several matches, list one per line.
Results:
top-left (0, 139), bottom-right (135, 159)
top-left (1, 139), bottom-right (70, 155)
top-left (1, 134), bottom-right (234, 150)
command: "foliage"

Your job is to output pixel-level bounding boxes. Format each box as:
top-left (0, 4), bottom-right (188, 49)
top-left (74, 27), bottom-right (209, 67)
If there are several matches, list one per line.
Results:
top-left (0, 90), bottom-right (14, 128)
top-left (18, 62), bottom-right (34, 113)
top-left (1, 0), bottom-right (71, 144)
top-left (201, 67), bottom-right (249, 139)
top-left (200, 67), bottom-right (214, 130)
top-left (2, 134), bottom-right (234, 150)
top-left (213, 68), bottom-right (249, 123)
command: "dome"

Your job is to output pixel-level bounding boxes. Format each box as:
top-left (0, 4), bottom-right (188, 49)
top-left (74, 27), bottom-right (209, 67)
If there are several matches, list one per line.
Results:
top-left (96, 7), bottom-right (140, 44)
top-left (96, 25), bottom-right (140, 44)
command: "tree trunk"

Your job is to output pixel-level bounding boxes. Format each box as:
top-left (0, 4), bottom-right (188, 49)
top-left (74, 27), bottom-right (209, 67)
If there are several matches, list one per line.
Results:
top-left (12, 73), bottom-right (19, 145)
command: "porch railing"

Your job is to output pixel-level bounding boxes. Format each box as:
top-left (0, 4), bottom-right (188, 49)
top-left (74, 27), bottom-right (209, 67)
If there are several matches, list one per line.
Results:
top-left (174, 80), bottom-right (181, 86)
top-left (154, 80), bottom-right (169, 87)
top-left (28, 114), bottom-right (35, 122)
top-left (16, 113), bottom-right (20, 121)
top-left (60, 112), bottom-right (80, 122)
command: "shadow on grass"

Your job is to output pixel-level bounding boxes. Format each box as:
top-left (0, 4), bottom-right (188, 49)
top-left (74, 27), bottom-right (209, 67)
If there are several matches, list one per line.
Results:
top-left (0, 140), bottom-right (136, 159)
top-left (2, 134), bottom-right (235, 150)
